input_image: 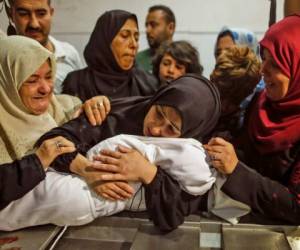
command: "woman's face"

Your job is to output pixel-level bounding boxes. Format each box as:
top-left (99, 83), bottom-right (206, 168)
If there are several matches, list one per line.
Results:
top-left (19, 60), bottom-right (53, 115)
top-left (261, 49), bottom-right (290, 101)
top-left (159, 54), bottom-right (186, 84)
top-left (143, 105), bottom-right (182, 138)
top-left (111, 18), bottom-right (139, 70)
top-left (215, 34), bottom-right (235, 58)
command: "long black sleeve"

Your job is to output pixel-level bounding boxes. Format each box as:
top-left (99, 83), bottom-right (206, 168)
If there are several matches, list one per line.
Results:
top-left (36, 114), bottom-right (103, 172)
top-left (0, 154), bottom-right (45, 210)
top-left (144, 168), bottom-right (207, 232)
top-left (222, 161), bottom-right (300, 224)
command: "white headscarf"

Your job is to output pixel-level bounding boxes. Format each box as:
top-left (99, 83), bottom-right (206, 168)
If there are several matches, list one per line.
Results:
top-left (0, 36), bottom-right (81, 163)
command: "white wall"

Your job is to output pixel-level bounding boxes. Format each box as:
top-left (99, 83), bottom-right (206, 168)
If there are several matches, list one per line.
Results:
top-left (0, 0), bottom-right (284, 77)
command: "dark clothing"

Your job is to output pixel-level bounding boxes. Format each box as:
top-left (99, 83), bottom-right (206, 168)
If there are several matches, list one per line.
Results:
top-left (39, 75), bottom-right (221, 170)
top-left (212, 109), bottom-right (243, 142)
top-left (63, 67), bottom-right (159, 102)
top-left (62, 10), bottom-right (159, 101)
top-left (0, 154), bottom-right (45, 210)
top-left (222, 147), bottom-right (300, 225)
top-left (145, 168), bottom-right (208, 232)
top-left (37, 75), bottom-right (220, 231)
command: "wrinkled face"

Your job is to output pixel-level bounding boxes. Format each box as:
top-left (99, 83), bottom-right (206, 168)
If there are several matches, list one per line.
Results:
top-left (159, 54), bottom-right (186, 84)
top-left (215, 34), bottom-right (235, 58)
top-left (111, 18), bottom-right (139, 71)
top-left (143, 105), bottom-right (182, 138)
top-left (145, 10), bottom-right (174, 49)
top-left (19, 60), bottom-right (53, 115)
top-left (261, 49), bottom-right (290, 101)
top-left (10, 0), bottom-right (53, 47)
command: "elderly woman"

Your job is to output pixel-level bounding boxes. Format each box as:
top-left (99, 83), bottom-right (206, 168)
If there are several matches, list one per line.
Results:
top-left (0, 36), bottom-right (110, 230)
top-left (205, 14), bottom-right (300, 225)
top-left (152, 40), bottom-right (203, 85)
top-left (62, 10), bottom-right (159, 101)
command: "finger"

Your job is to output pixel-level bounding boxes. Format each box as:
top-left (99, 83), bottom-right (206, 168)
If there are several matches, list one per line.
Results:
top-left (93, 106), bottom-right (103, 125)
top-left (98, 102), bottom-right (107, 124)
top-left (100, 173), bottom-right (126, 181)
top-left (205, 145), bottom-right (225, 154)
top-left (115, 182), bottom-right (135, 195)
top-left (100, 149), bottom-right (122, 159)
top-left (91, 162), bottom-right (120, 173)
top-left (210, 161), bottom-right (224, 171)
top-left (209, 137), bottom-right (230, 146)
top-left (85, 105), bottom-right (97, 126)
top-left (102, 96), bottom-right (111, 114)
top-left (117, 145), bottom-right (133, 153)
top-left (109, 184), bottom-right (132, 199)
top-left (58, 146), bottom-right (76, 155)
top-left (99, 192), bottom-right (118, 201)
top-left (95, 155), bottom-right (120, 165)
top-left (57, 136), bottom-right (75, 147)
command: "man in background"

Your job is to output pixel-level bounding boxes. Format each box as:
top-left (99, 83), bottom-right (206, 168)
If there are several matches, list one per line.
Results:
top-left (7, 0), bottom-right (83, 94)
top-left (136, 5), bottom-right (175, 73)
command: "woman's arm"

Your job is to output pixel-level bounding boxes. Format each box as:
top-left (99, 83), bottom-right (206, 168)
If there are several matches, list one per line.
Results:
top-left (0, 136), bottom-right (75, 210)
top-left (0, 154), bottom-right (45, 210)
top-left (222, 160), bottom-right (300, 224)
top-left (35, 114), bottom-right (103, 172)
top-left (205, 137), bottom-right (300, 224)
top-left (92, 145), bottom-right (207, 232)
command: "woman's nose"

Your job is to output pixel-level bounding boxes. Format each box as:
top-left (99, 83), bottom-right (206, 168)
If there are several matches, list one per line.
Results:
top-left (38, 79), bottom-right (53, 94)
top-left (150, 126), bottom-right (161, 136)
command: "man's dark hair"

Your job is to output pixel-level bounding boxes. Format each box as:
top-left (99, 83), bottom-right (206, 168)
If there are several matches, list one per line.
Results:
top-left (8, 0), bottom-right (51, 6)
top-left (149, 5), bottom-right (175, 26)
top-left (153, 40), bottom-right (203, 79)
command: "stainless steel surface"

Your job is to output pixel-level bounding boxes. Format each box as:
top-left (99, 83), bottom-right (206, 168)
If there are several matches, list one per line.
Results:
top-left (131, 222), bottom-right (200, 250)
top-left (222, 224), bottom-right (290, 250)
top-left (0, 225), bottom-right (62, 250)
top-left (284, 227), bottom-right (300, 250)
top-left (1, 214), bottom-right (299, 250)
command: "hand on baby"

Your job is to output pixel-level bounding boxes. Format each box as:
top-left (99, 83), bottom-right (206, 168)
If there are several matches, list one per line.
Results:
top-left (35, 136), bottom-right (76, 169)
top-left (204, 137), bottom-right (239, 175)
top-left (91, 145), bottom-right (157, 184)
top-left (78, 95), bottom-right (111, 126)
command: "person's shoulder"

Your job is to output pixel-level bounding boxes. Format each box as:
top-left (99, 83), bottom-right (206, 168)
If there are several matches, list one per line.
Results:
top-left (50, 36), bottom-right (77, 51)
top-left (50, 36), bottom-right (81, 58)
top-left (137, 48), bottom-right (151, 58)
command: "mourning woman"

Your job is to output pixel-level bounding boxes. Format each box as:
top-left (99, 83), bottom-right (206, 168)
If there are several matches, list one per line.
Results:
top-left (0, 36), bottom-right (110, 230)
top-left (37, 74), bottom-right (221, 231)
top-left (205, 15), bottom-right (300, 225)
top-left (62, 10), bottom-right (159, 101)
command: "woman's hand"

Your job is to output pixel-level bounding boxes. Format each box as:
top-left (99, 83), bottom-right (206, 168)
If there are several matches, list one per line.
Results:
top-left (97, 181), bottom-right (134, 201)
top-left (82, 95), bottom-right (111, 126)
top-left (92, 145), bottom-right (158, 184)
top-left (69, 154), bottom-right (133, 199)
top-left (35, 136), bottom-right (76, 169)
top-left (203, 137), bottom-right (239, 175)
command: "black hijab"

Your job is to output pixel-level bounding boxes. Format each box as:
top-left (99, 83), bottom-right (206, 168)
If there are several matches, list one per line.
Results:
top-left (62, 10), bottom-right (159, 101)
top-left (39, 74), bottom-right (221, 156)
top-left (106, 74), bottom-right (221, 142)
